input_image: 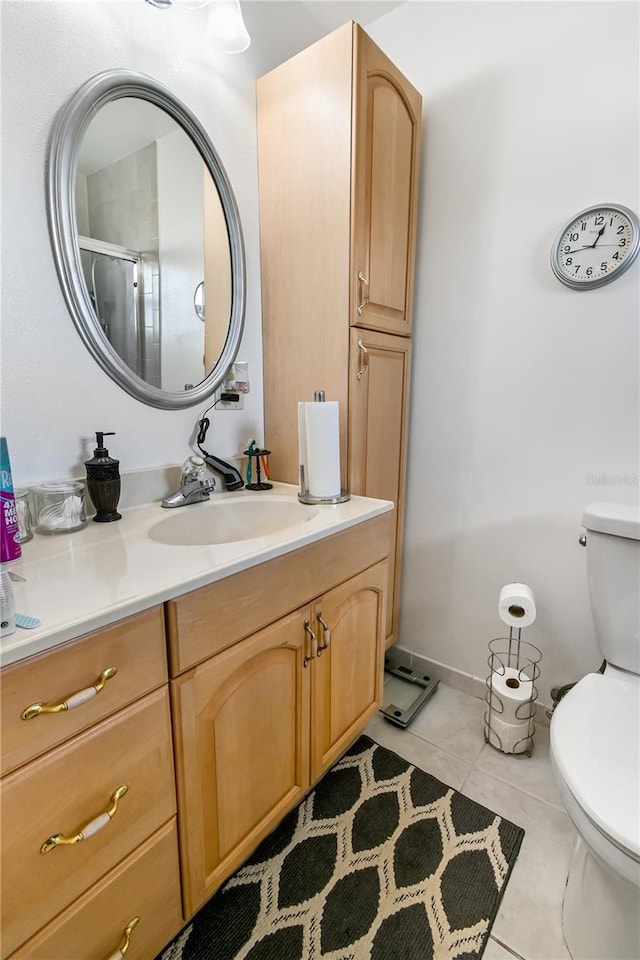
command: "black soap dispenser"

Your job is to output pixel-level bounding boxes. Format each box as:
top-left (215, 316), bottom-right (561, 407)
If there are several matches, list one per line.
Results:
top-left (85, 432), bottom-right (122, 522)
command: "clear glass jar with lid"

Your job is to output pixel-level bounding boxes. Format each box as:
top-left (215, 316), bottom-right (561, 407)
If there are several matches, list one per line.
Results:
top-left (33, 481), bottom-right (86, 534)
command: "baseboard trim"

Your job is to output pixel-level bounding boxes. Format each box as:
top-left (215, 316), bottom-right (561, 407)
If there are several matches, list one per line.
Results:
top-left (387, 645), bottom-right (551, 727)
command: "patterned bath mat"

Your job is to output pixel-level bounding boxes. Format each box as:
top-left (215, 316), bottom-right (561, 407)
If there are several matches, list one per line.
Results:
top-left (158, 736), bottom-right (524, 960)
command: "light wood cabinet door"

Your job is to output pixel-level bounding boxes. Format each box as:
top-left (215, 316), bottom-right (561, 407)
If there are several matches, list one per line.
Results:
top-left (310, 562), bottom-right (386, 782)
top-left (348, 329), bottom-right (411, 646)
top-left (171, 608), bottom-right (311, 917)
top-left (351, 24), bottom-right (422, 337)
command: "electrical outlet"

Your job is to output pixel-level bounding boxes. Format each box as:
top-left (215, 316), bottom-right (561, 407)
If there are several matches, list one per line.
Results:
top-left (216, 387), bottom-right (244, 411)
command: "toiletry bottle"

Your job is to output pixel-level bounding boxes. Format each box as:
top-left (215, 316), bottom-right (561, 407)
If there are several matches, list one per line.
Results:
top-left (0, 566), bottom-right (16, 638)
top-left (85, 432), bottom-right (122, 522)
top-left (0, 437), bottom-right (22, 563)
top-left (1, 438), bottom-right (20, 638)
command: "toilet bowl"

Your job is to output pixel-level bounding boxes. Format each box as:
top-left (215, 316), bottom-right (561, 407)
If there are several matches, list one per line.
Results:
top-left (550, 502), bottom-right (640, 959)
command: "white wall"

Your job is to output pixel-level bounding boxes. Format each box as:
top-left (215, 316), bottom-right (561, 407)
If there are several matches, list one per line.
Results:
top-left (366, 2), bottom-right (640, 700)
top-left (0, 0), bottom-right (263, 482)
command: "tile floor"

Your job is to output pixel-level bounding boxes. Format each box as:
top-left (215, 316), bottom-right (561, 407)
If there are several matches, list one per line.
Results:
top-left (364, 680), bottom-right (577, 960)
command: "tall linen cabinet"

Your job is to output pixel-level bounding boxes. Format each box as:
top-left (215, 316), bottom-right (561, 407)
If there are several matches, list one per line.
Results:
top-left (258, 22), bottom-right (421, 648)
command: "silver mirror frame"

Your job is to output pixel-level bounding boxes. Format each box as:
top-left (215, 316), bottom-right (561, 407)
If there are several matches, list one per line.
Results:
top-left (46, 69), bottom-right (246, 409)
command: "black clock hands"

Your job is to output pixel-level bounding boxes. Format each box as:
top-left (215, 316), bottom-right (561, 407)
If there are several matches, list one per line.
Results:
top-left (566, 226), bottom-right (608, 253)
top-left (567, 226), bottom-right (606, 254)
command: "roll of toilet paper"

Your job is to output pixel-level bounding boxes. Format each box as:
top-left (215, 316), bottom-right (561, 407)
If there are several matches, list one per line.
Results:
top-left (298, 399), bottom-right (341, 499)
top-left (490, 666), bottom-right (535, 723)
top-left (485, 713), bottom-right (532, 755)
top-left (498, 583), bottom-right (536, 629)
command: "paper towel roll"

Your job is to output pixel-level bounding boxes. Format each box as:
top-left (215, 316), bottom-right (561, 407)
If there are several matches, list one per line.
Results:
top-left (485, 713), bottom-right (532, 755)
top-left (498, 583), bottom-right (536, 629)
top-left (490, 666), bottom-right (534, 723)
top-left (298, 399), bottom-right (341, 499)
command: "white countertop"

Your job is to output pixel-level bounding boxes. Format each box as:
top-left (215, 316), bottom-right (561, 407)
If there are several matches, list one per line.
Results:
top-left (1, 483), bottom-right (393, 667)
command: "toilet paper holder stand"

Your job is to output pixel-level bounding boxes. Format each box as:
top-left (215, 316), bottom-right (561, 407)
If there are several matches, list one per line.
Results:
top-left (484, 631), bottom-right (541, 757)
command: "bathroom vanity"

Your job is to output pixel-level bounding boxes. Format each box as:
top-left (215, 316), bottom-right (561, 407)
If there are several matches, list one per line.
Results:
top-left (0, 488), bottom-right (392, 958)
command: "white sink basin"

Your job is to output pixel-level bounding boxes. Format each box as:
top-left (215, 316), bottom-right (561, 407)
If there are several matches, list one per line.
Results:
top-left (147, 496), bottom-right (319, 546)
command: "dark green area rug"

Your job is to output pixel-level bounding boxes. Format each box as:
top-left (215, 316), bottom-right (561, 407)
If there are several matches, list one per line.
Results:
top-left (158, 736), bottom-right (524, 960)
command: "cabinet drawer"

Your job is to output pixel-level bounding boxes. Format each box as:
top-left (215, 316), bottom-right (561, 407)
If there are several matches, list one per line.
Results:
top-left (1, 687), bottom-right (176, 957)
top-left (1, 606), bottom-right (167, 777)
top-left (9, 820), bottom-right (183, 960)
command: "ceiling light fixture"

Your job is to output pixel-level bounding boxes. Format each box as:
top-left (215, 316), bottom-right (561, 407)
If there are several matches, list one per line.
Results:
top-left (145, 0), bottom-right (251, 53)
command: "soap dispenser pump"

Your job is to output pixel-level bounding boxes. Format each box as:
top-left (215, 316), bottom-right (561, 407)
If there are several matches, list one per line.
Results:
top-left (85, 432), bottom-right (121, 522)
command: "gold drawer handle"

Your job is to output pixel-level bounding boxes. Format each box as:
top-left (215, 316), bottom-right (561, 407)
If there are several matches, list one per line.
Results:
top-left (356, 339), bottom-right (369, 381)
top-left (22, 666), bottom-right (117, 720)
top-left (40, 785), bottom-right (128, 854)
top-left (105, 916), bottom-right (140, 960)
top-left (357, 271), bottom-right (369, 316)
top-left (303, 619), bottom-right (317, 667)
top-left (316, 612), bottom-right (331, 655)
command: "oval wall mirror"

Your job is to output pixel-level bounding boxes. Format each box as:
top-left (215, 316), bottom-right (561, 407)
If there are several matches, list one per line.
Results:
top-left (47, 70), bottom-right (245, 409)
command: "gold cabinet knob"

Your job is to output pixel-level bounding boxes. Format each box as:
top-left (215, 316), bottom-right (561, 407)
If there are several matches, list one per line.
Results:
top-left (303, 619), bottom-right (318, 667)
top-left (357, 271), bottom-right (369, 316)
top-left (105, 917), bottom-right (140, 960)
top-left (356, 339), bottom-right (369, 381)
top-left (40, 784), bottom-right (128, 854)
top-left (316, 612), bottom-right (331, 654)
top-left (22, 666), bottom-right (117, 720)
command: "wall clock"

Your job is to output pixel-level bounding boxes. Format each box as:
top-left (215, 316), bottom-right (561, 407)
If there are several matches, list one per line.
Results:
top-left (551, 203), bottom-right (639, 290)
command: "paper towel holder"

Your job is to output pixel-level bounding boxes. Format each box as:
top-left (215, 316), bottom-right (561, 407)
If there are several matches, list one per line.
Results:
top-left (298, 464), bottom-right (350, 506)
top-left (298, 389), bottom-right (350, 504)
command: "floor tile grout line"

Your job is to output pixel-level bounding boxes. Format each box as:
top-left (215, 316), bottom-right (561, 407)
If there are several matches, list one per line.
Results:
top-left (489, 933), bottom-right (529, 960)
top-left (473, 763), bottom-right (566, 811)
top-left (392, 724), bottom-right (487, 766)
top-left (469, 762), bottom-right (569, 815)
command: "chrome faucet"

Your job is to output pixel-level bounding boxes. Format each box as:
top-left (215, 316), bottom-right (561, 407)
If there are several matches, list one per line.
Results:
top-left (161, 456), bottom-right (216, 508)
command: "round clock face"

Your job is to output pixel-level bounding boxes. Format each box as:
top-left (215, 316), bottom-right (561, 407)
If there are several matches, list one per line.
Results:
top-left (551, 204), bottom-right (640, 289)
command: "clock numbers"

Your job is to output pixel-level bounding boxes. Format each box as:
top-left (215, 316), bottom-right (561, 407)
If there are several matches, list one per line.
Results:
top-left (552, 204), bottom-right (639, 288)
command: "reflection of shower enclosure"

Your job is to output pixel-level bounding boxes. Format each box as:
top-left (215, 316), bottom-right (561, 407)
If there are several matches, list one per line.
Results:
top-left (79, 236), bottom-right (147, 381)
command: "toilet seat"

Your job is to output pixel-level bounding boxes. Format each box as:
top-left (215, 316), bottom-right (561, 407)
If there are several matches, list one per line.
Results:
top-left (550, 672), bottom-right (640, 864)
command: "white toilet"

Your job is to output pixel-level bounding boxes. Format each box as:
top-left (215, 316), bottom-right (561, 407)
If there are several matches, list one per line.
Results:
top-left (550, 502), bottom-right (640, 960)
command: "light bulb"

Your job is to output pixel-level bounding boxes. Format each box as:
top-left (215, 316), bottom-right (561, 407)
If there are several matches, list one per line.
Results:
top-left (206, 0), bottom-right (251, 54)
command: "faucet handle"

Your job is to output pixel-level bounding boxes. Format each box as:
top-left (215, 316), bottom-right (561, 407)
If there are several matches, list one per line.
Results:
top-left (181, 455), bottom-right (206, 482)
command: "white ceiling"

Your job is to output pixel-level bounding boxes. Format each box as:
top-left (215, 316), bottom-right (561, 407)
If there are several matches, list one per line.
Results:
top-left (242, 1), bottom-right (406, 74)
top-left (297, 1), bottom-right (405, 32)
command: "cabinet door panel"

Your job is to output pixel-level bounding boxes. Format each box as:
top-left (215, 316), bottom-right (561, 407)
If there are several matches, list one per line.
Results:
top-left (352, 25), bottom-right (422, 336)
top-left (311, 563), bottom-right (386, 781)
top-left (172, 609), bottom-right (311, 916)
top-left (349, 329), bottom-right (411, 645)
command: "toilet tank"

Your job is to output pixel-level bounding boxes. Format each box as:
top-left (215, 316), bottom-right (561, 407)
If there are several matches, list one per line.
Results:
top-left (582, 502), bottom-right (640, 674)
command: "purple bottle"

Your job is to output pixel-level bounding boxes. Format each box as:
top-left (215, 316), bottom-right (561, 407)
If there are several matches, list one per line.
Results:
top-left (1, 437), bottom-right (22, 563)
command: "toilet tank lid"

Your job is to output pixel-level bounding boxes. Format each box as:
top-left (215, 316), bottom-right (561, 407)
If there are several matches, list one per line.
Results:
top-left (582, 502), bottom-right (640, 540)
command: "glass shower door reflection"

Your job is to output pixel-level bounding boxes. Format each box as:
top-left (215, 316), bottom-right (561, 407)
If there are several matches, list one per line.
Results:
top-left (79, 246), bottom-right (144, 380)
